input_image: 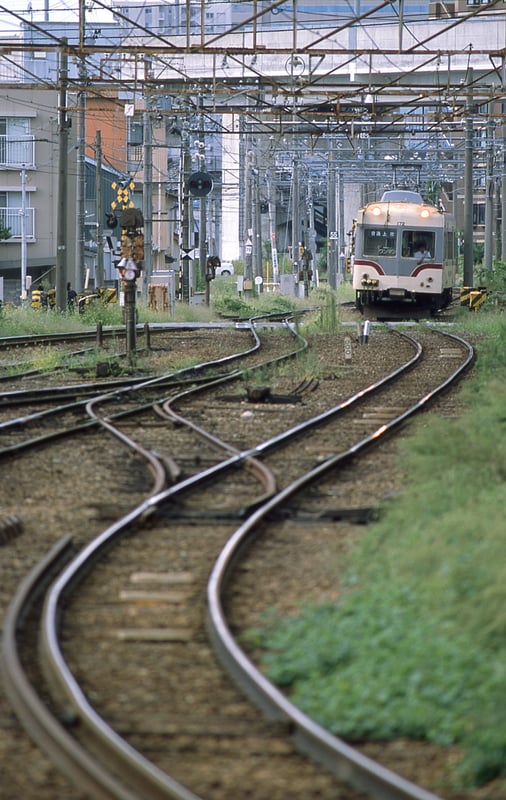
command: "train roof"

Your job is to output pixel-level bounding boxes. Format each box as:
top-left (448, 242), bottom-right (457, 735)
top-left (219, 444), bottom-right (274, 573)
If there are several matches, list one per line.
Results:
top-left (379, 190), bottom-right (424, 203)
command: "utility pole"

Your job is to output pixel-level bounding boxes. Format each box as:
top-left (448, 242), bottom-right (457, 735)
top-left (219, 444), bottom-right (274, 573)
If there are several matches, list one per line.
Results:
top-left (338, 168), bottom-right (345, 284)
top-left (197, 104), bottom-right (209, 303)
top-left (484, 112), bottom-right (495, 270)
top-left (56, 42), bottom-right (69, 312)
top-left (76, 0), bottom-right (87, 291)
top-left (253, 162), bottom-right (262, 287)
top-left (306, 176), bottom-right (317, 296)
top-left (244, 146), bottom-right (253, 300)
top-left (201, 193), bottom-right (209, 303)
top-left (20, 168), bottom-right (27, 301)
top-left (143, 103), bottom-right (153, 297)
top-left (266, 173), bottom-right (279, 286)
top-left (291, 153), bottom-right (300, 280)
top-left (463, 68), bottom-right (474, 288)
top-left (327, 139), bottom-right (338, 289)
top-left (502, 56), bottom-right (506, 261)
top-left (76, 77), bottom-right (86, 290)
top-left (181, 118), bottom-right (192, 303)
top-left (95, 130), bottom-right (104, 288)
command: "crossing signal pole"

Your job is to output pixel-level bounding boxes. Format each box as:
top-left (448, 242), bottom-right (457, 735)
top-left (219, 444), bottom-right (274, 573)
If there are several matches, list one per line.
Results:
top-left (111, 179), bottom-right (144, 364)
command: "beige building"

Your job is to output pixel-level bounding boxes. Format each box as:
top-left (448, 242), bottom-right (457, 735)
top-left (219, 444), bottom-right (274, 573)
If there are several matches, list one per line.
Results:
top-left (0, 87), bottom-right (77, 304)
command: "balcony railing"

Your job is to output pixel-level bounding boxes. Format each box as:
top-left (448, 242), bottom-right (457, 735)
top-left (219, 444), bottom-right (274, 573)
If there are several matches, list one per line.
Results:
top-left (0, 207), bottom-right (35, 239)
top-left (0, 135), bottom-right (35, 168)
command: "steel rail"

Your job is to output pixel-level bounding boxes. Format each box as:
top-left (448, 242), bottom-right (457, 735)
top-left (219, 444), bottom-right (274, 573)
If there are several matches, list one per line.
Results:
top-left (0, 320), bottom-right (262, 456)
top-left (0, 321), bottom-right (255, 385)
top-left (83, 315), bottom-right (305, 498)
top-left (0, 329), bottom-right (126, 349)
top-left (0, 321), bottom-right (237, 350)
top-left (0, 536), bottom-right (145, 800)
top-left (28, 325), bottom-right (420, 798)
top-left (206, 328), bottom-right (475, 800)
top-left (6, 325), bottom-right (462, 800)
top-left (153, 401), bottom-right (278, 501)
top-left (0, 374), bottom-right (208, 406)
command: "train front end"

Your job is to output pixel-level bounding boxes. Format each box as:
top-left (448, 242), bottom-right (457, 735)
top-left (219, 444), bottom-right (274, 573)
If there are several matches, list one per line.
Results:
top-left (352, 190), bottom-right (455, 311)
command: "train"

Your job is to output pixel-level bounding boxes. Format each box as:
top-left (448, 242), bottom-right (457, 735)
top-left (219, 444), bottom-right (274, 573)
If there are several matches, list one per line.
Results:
top-left (352, 189), bottom-right (456, 312)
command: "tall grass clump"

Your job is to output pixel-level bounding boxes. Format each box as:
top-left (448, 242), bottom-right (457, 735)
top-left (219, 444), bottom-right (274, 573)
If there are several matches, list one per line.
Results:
top-left (211, 289), bottom-right (302, 319)
top-left (0, 305), bottom-right (81, 335)
top-left (316, 287), bottom-right (340, 331)
top-left (245, 317), bottom-right (506, 790)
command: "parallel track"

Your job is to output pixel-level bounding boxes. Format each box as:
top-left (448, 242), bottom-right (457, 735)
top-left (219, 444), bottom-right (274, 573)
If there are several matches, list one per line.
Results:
top-left (1, 323), bottom-right (474, 800)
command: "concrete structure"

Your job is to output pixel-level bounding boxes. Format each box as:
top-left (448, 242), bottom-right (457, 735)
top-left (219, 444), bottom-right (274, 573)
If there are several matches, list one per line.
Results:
top-left (2, 3), bottom-right (504, 301)
top-left (0, 87), bottom-right (77, 304)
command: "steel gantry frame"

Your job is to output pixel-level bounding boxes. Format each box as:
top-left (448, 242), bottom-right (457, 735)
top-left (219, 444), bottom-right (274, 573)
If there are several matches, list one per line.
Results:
top-left (1, 0), bottom-right (506, 297)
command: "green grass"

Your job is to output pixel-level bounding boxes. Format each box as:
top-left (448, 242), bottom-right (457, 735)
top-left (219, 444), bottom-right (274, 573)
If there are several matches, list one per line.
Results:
top-left (0, 297), bottom-right (219, 335)
top-left (4, 292), bottom-right (506, 789)
top-left (243, 313), bottom-right (506, 790)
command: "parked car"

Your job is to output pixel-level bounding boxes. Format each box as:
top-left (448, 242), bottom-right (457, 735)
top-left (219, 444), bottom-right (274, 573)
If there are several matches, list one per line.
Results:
top-left (215, 262), bottom-right (234, 276)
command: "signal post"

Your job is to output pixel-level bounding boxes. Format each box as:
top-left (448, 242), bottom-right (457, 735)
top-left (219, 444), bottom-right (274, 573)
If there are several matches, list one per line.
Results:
top-left (110, 179), bottom-right (144, 364)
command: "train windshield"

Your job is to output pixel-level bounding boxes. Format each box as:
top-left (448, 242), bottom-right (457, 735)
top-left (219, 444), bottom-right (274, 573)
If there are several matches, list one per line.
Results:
top-left (401, 230), bottom-right (435, 258)
top-left (363, 228), bottom-right (397, 257)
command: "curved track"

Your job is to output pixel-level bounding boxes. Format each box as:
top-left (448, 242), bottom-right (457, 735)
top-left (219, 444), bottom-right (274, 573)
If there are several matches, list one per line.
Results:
top-left (1, 322), bottom-right (474, 800)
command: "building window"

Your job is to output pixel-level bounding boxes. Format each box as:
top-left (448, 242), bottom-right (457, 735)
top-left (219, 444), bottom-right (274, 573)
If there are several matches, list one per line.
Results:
top-left (0, 117), bottom-right (34, 167)
top-left (0, 190), bottom-right (35, 239)
top-left (128, 118), bottom-right (143, 146)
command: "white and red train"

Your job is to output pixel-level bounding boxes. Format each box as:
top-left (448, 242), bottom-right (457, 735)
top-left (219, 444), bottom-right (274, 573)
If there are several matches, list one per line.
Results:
top-left (352, 189), bottom-right (456, 312)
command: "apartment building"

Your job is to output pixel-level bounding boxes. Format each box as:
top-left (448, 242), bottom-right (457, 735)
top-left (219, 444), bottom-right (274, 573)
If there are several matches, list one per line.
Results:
top-left (1, 4), bottom-right (502, 303)
top-left (0, 87), bottom-right (77, 304)
top-left (111, 0), bottom-right (433, 34)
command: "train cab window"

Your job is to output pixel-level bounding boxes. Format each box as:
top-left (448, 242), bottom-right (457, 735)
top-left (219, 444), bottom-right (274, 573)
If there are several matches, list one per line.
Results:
top-left (401, 230), bottom-right (435, 258)
top-left (363, 228), bottom-right (397, 256)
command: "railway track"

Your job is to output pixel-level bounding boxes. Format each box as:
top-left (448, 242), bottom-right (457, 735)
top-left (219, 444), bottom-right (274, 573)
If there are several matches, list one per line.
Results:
top-left (0, 322), bottom-right (273, 454)
top-left (1, 321), bottom-right (476, 800)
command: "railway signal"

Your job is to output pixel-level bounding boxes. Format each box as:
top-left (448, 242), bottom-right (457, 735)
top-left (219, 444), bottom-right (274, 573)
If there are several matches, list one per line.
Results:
top-left (187, 171), bottom-right (213, 197)
top-left (206, 255), bottom-right (220, 281)
top-left (110, 180), bottom-right (144, 362)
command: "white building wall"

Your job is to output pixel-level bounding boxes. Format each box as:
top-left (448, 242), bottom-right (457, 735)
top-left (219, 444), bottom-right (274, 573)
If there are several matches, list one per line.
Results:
top-left (221, 114), bottom-right (241, 262)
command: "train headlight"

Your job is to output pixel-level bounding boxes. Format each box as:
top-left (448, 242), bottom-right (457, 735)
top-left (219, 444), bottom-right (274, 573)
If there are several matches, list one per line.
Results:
top-left (371, 206), bottom-right (382, 216)
top-left (420, 208), bottom-right (430, 219)
top-left (361, 273), bottom-right (369, 286)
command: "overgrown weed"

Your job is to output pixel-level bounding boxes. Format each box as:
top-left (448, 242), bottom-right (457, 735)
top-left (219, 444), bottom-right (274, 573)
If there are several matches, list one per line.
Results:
top-left (246, 310), bottom-right (506, 789)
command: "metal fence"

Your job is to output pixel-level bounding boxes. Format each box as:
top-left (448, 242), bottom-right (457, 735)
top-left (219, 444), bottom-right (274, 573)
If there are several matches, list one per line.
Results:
top-left (0, 207), bottom-right (35, 239)
top-left (0, 135), bottom-right (35, 168)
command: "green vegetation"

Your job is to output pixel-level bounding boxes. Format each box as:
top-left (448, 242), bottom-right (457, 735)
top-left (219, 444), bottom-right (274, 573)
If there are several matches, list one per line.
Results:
top-left (0, 221), bottom-right (11, 241)
top-left (475, 261), bottom-right (506, 307)
top-left (210, 276), bottom-right (303, 318)
top-left (243, 312), bottom-right (506, 790)
top-left (0, 296), bottom-right (217, 335)
top-left (4, 283), bottom-right (506, 790)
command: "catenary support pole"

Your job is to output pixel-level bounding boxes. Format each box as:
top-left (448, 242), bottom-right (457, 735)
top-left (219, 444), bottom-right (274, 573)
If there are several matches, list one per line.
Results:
top-left (95, 131), bottom-right (104, 288)
top-left (463, 67), bottom-right (474, 288)
top-left (55, 42), bottom-right (69, 312)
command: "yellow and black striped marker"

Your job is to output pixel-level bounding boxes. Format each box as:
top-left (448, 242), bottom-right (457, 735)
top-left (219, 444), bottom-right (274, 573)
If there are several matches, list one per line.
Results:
top-left (469, 289), bottom-right (487, 312)
top-left (460, 286), bottom-right (472, 306)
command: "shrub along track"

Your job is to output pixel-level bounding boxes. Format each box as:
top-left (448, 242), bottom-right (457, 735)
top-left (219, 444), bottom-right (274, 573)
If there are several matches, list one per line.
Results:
top-left (0, 322), bottom-right (495, 800)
